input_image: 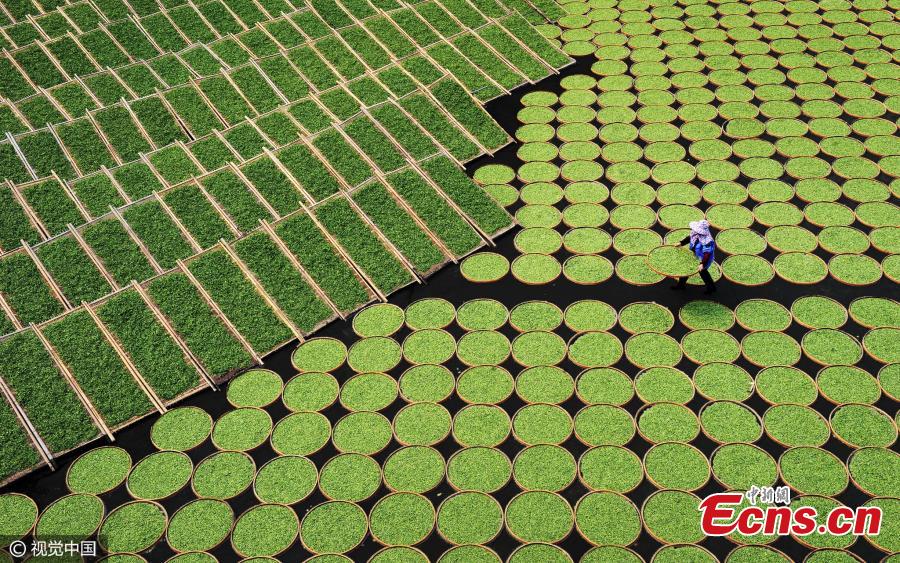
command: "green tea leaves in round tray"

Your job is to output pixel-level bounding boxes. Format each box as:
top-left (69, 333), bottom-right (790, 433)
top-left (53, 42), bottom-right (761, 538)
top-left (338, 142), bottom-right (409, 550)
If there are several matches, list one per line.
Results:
top-left (98, 501), bottom-right (167, 554)
top-left (211, 408), bottom-right (272, 452)
top-left (511, 253), bottom-right (562, 284)
top-left (682, 330), bottom-right (741, 364)
top-left (641, 490), bottom-right (704, 544)
top-left (456, 331), bottom-right (511, 367)
top-left (792, 295), bottom-right (847, 329)
top-left (347, 337), bottom-right (402, 373)
top-left (619, 302), bottom-right (675, 334)
top-left (456, 366), bottom-right (514, 405)
top-left (383, 446), bottom-right (445, 494)
top-left (504, 490), bottom-right (574, 543)
top-left (452, 404), bottom-right (511, 447)
top-left (817, 365), bottom-right (881, 405)
top-left (700, 400), bottom-right (762, 444)
top-left (848, 448), bottom-right (900, 498)
top-left (300, 501), bottom-right (366, 554)
top-left (254, 456), bottom-right (317, 505)
top-left (735, 299), bottom-right (792, 331)
top-left (616, 255), bottom-right (666, 285)
top-left (637, 402), bottom-right (699, 443)
top-left (402, 329), bottom-right (456, 365)
top-left (575, 492), bottom-right (641, 546)
top-left (339, 372), bottom-right (398, 411)
top-left (405, 298), bottom-right (455, 329)
top-left (579, 446), bottom-right (642, 492)
top-left (150, 407), bottom-right (212, 452)
top-left (563, 227), bottom-right (611, 254)
top-left (291, 338), bottom-right (347, 373)
top-left (742, 331), bottom-right (802, 367)
top-left (574, 405), bottom-right (636, 446)
top-left (512, 403), bottom-right (573, 445)
top-left (569, 331), bottom-right (623, 368)
top-left (226, 369), bottom-right (282, 409)
top-left (456, 299), bottom-right (508, 331)
top-left (693, 363), bottom-right (753, 402)
top-left (864, 327), bottom-right (900, 363)
top-left (192, 451), bottom-right (255, 499)
top-left (849, 297), bottom-right (900, 329)
top-left (829, 253), bottom-right (883, 285)
top-left (778, 447), bottom-right (848, 497)
top-left (0, 493), bottom-right (37, 543)
top-left (509, 301), bottom-right (563, 332)
top-left (644, 442), bottom-right (710, 491)
top-left (774, 252), bottom-right (829, 284)
top-left (473, 165), bottom-right (515, 185)
top-left (35, 494), bottom-right (104, 542)
top-left (679, 300), bottom-right (734, 331)
top-left (565, 300), bottom-right (617, 333)
top-left (721, 254), bottom-right (774, 285)
top-left (625, 332), bottom-right (683, 368)
top-left (513, 444), bottom-right (576, 492)
top-left (126, 451), bottom-right (192, 500)
top-left (764, 405), bottom-right (830, 447)
top-left (711, 443), bottom-right (777, 491)
top-left (393, 402), bottom-right (452, 446)
top-left (512, 331), bottom-right (567, 367)
top-left (332, 411), bottom-right (392, 455)
top-left (802, 329), bottom-right (863, 366)
top-left (67, 447), bottom-right (131, 494)
top-left (831, 404), bottom-right (897, 448)
top-left (514, 227), bottom-right (563, 254)
top-left (167, 499), bottom-right (233, 553)
top-left (563, 255), bottom-right (614, 284)
top-left (437, 492), bottom-right (503, 545)
top-left (634, 367), bottom-right (694, 404)
top-left (352, 303), bottom-right (404, 337)
top-left (369, 493), bottom-right (434, 547)
top-left (283, 372), bottom-right (338, 412)
top-left (460, 253), bottom-right (509, 283)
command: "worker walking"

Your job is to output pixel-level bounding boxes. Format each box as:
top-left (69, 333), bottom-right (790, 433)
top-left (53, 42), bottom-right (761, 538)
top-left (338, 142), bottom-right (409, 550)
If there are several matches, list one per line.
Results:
top-left (671, 220), bottom-right (717, 294)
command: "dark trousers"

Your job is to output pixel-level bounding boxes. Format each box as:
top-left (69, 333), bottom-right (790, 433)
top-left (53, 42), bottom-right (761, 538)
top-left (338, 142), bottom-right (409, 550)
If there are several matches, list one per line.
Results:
top-left (675, 267), bottom-right (715, 291)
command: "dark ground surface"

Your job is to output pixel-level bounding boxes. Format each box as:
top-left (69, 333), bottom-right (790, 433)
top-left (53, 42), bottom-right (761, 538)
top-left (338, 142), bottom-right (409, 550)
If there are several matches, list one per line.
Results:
top-left (8, 56), bottom-right (897, 562)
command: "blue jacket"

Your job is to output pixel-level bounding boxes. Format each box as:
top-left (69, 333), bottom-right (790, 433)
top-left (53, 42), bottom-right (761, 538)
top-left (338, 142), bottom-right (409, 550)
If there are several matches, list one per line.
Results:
top-left (691, 240), bottom-right (715, 269)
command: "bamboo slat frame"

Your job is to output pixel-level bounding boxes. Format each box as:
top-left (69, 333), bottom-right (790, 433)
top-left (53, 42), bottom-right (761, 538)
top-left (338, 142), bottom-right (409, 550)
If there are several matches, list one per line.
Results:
top-left (0, 292), bottom-right (23, 331)
top-left (176, 257), bottom-right (263, 364)
top-left (334, 122), bottom-right (451, 272)
top-left (30, 322), bottom-right (113, 439)
top-left (157, 87), bottom-right (201, 142)
top-left (4, 179), bottom-right (47, 244)
top-left (0, 150), bottom-right (506, 348)
top-left (352, 164), bottom-right (457, 265)
top-left (5, 132), bottom-right (39, 180)
top-left (78, 279), bottom-right (212, 407)
top-left (19, 239), bottom-right (73, 310)
top-left (84, 110), bottom-right (124, 166)
top-left (180, 242), bottom-right (301, 357)
top-left (0, 0), bottom-right (543, 130)
top-left (109, 204), bottom-right (166, 274)
top-left (66, 222), bottom-right (119, 290)
top-left (0, 52), bottom-right (504, 234)
top-left (210, 129), bottom-right (246, 164)
top-left (299, 192), bottom-right (388, 302)
top-left (81, 300), bottom-right (166, 413)
top-left (0, 375), bottom-right (54, 470)
top-left (0, 2), bottom-right (528, 308)
top-left (129, 279), bottom-right (216, 390)
top-left (219, 237), bottom-right (304, 340)
top-left (256, 217), bottom-right (344, 321)
top-left (152, 190), bottom-right (205, 253)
